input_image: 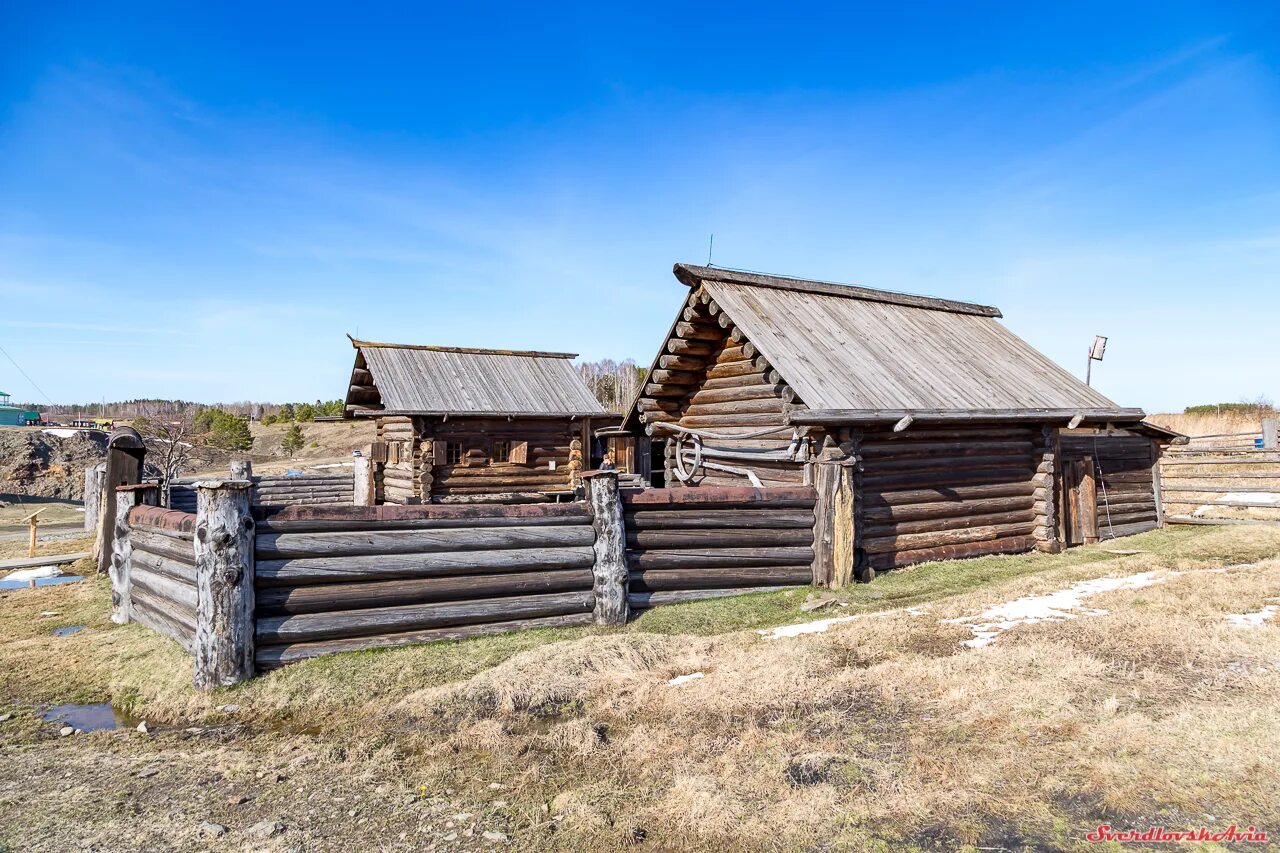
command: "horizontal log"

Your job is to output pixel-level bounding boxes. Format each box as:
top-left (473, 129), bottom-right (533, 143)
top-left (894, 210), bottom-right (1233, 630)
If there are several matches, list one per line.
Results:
top-left (859, 440), bottom-right (1036, 457)
top-left (666, 338), bottom-right (715, 356)
top-left (658, 354), bottom-right (710, 371)
top-left (868, 535), bottom-right (1038, 570)
top-left (861, 468), bottom-right (1035, 491)
top-left (257, 515), bottom-right (589, 534)
top-left (627, 528), bottom-right (813, 549)
top-left (623, 486), bottom-right (815, 506)
top-left (255, 612), bottom-right (596, 668)
top-left (131, 565), bottom-right (199, 611)
top-left (624, 509), bottom-right (814, 529)
top-left (644, 383), bottom-right (694, 399)
top-left (128, 506), bottom-right (197, 534)
top-left (130, 548), bottom-right (196, 584)
top-left (629, 566), bottom-right (812, 591)
top-left (683, 398), bottom-right (785, 417)
top-left (1159, 484), bottom-right (1280, 494)
top-left (256, 569), bottom-right (594, 616)
top-left (130, 595), bottom-right (195, 652)
top-left (863, 495), bottom-right (1035, 523)
top-left (1160, 497), bottom-right (1280, 508)
top-left (257, 502), bottom-right (590, 524)
top-left (258, 496), bottom-right (355, 506)
top-left (130, 530), bottom-right (197, 566)
top-left (674, 322), bottom-right (723, 341)
top-left (256, 590), bottom-right (595, 644)
top-left (863, 508), bottom-right (1037, 538)
top-left (1099, 520), bottom-right (1158, 539)
top-left (626, 546), bottom-right (814, 570)
top-left (705, 360), bottom-right (762, 380)
top-left (650, 369), bottom-right (701, 385)
top-left (864, 452), bottom-right (1034, 474)
top-left (678, 414), bottom-right (790, 428)
top-left (629, 588), bottom-right (771, 609)
top-left (862, 521), bottom-right (1037, 554)
top-left (256, 545), bottom-right (596, 586)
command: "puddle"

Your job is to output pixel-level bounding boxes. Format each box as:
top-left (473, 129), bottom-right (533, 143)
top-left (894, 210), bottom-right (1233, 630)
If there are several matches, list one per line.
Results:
top-left (52, 625), bottom-right (87, 637)
top-left (41, 703), bottom-right (139, 733)
top-left (0, 574), bottom-right (86, 591)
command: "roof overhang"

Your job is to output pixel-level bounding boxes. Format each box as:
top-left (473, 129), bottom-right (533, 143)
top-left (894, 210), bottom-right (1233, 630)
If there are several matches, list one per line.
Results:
top-left (787, 407), bottom-right (1147, 426)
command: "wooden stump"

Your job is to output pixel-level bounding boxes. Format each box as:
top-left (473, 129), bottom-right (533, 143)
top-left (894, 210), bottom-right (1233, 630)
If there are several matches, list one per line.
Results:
top-left (812, 460), bottom-right (856, 587)
top-left (230, 459), bottom-right (254, 481)
top-left (353, 454), bottom-right (374, 506)
top-left (193, 480), bottom-right (256, 689)
top-left (84, 462), bottom-right (106, 533)
top-left (585, 471), bottom-right (628, 625)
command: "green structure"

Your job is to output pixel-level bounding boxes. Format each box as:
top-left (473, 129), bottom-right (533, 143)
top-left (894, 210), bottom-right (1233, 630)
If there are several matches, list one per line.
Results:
top-left (0, 391), bottom-right (39, 427)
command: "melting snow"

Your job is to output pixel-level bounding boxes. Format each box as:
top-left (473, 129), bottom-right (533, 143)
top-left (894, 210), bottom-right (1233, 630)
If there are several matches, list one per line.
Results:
top-left (759, 606), bottom-right (929, 640)
top-left (4, 565), bottom-right (65, 582)
top-left (1226, 601), bottom-right (1280, 628)
top-left (666, 672), bottom-right (705, 686)
top-left (1193, 492), bottom-right (1280, 516)
top-left (944, 572), bottom-right (1169, 648)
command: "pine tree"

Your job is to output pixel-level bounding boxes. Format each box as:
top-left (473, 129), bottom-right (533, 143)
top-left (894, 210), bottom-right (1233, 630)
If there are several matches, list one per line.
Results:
top-left (281, 423), bottom-right (305, 457)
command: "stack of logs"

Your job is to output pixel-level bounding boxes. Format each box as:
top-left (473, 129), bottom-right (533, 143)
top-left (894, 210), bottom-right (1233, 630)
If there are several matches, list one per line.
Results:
top-left (346, 362), bottom-right (383, 416)
top-left (857, 425), bottom-right (1048, 570)
top-left (251, 503), bottom-right (600, 667)
top-left (635, 287), bottom-right (807, 487)
top-left (170, 472), bottom-right (357, 511)
top-left (378, 415), bottom-right (418, 503)
top-left (622, 486), bottom-right (816, 609)
top-left (123, 505), bottom-right (199, 651)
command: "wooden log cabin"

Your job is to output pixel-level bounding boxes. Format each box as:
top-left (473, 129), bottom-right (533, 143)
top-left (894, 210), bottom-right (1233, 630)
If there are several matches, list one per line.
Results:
top-left (343, 338), bottom-right (618, 503)
top-left (623, 264), bottom-right (1182, 578)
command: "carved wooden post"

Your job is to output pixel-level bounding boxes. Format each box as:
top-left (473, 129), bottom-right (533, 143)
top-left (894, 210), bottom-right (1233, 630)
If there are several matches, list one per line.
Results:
top-left (584, 471), bottom-right (628, 625)
top-left (84, 462), bottom-right (106, 533)
top-left (353, 453), bottom-right (374, 505)
top-left (1265, 418), bottom-right (1279, 450)
top-left (96, 427), bottom-right (146, 574)
top-left (193, 480), bottom-right (256, 689)
top-left (229, 459), bottom-right (253, 480)
top-left (109, 484), bottom-right (159, 624)
top-left (813, 460), bottom-right (857, 587)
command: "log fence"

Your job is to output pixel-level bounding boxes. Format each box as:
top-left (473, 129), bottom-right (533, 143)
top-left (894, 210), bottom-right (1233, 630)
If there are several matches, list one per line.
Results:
top-left (110, 474), bottom-right (819, 687)
top-left (169, 464), bottom-right (356, 512)
top-left (1160, 426), bottom-right (1280, 524)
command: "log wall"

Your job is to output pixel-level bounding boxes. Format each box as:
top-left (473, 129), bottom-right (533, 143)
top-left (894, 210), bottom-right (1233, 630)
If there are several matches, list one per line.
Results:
top-left (125, 505), bottom-right (199, 651)
top-left (634, 287), bottom-right (815, 488)
top-left (857, 425), bottom-right (1047, 570)
top-left (378, 415), bottom-right (418, 504)
top-left (1060, 432), bottom-right (1160, 538)
top-left (415, 416), bottom-right (579, 501)
top-left (250, 503), bottom-right (599, 667)
top-left (170, 472), bottom-right (355, 511)
top-left (622, 486), bottom-right (817, 608)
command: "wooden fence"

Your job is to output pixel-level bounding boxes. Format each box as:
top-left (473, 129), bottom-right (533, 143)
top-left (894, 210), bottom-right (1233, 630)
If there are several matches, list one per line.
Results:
top-left (1160, 443), bottom-right (1280, 525)
top-left (110, 473), bottom-right (819, 688)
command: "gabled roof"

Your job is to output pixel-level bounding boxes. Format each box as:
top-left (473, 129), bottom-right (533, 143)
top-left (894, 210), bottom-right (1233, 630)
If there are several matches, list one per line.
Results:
top-left (626, 264), bottom-right (1144, 430)
top-left (344, 337), bottom-right (607, 418)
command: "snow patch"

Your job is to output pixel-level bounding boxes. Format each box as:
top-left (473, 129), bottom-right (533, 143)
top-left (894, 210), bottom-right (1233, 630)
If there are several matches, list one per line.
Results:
top-left (759, 606), bottom-right (928, 640)
top-left (666, 672), bottom-right (705, 686)
top-left (42, 428), bottom-right (78, 438)
top-left (1193, 492), bottom-right (1280, 516)
top-left (1226, 600), bottom-right (1280, 629)
top-left (945, 572), bottom-right (1169, 648)
top-left (4, 565), bottom-right (65, 582)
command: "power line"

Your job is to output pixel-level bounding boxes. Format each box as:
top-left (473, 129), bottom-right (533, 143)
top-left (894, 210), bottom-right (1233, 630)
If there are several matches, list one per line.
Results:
top-left (0, 341), bottom-right (55, 405)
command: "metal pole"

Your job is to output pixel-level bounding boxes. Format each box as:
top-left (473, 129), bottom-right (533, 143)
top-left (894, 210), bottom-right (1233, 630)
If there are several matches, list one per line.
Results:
top-left (1086, 355), bottom-right (1092, 386)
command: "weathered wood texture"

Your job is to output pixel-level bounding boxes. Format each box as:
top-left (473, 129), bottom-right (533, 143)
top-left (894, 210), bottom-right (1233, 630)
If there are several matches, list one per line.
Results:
top-left (859, 425), bottom-right (1044, 570)
top-left (122, 504), bottom-right (197, 649)
top-left (414, 415), bottom-right (578, 501)
top-left (193, 481), bottom-right (256, 690)
top-left (622, 486), bottom-right (816, 608)
top-left (170, 470), bottom-right (356, 511)
top-left (1060, 434), bottom-right (1160, 538)
top-left (252, 501), bottom-right (599, 666)
top-left (84, 462), bottom-right (107, 532)
top-left (586, 472), bottom-right (628, 624)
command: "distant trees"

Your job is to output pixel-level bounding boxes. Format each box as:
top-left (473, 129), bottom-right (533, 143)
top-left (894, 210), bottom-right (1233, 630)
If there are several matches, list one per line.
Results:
top-left (1184, 397), bottom-right (1276, 416)
top-left (132, 416), bottom-right (205, 493)
top-left (577, 359), bottom-right (647, 414)
top-left (193, 409), bottom-right (254, 452)
top-left (281, 423), bottom-right (305, 457)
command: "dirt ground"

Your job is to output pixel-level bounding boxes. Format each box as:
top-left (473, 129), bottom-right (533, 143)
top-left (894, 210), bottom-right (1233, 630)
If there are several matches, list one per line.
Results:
top-left (191, 420), bottom-right (377, 476)
top-left (3, 524), bottom-right (1280, 851)
top-left (0, 427), bottom-right (106, 499)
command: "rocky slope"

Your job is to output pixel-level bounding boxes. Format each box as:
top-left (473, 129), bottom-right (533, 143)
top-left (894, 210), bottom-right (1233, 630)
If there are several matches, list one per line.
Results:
top-left (0, 429), bottom-right (107, 499)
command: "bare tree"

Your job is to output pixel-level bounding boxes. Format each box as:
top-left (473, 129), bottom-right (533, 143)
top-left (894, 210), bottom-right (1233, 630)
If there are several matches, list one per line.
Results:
top-left (132, 416), bottom-right (211, 504)
top-left (577, 358), bottom-right (647, 413)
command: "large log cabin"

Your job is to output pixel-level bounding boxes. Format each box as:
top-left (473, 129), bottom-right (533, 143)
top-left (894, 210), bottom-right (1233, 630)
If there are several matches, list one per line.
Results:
top-left (623, 264), bottom-right (1182, 578)
top-left (343, 338), bottom-right (617, 503)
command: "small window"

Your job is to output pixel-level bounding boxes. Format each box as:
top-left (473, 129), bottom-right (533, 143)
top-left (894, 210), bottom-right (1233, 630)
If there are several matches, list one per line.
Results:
top-left (445, 442), bottom-right (463, 465)
top-left (491, 440), bottom-right (510, 463)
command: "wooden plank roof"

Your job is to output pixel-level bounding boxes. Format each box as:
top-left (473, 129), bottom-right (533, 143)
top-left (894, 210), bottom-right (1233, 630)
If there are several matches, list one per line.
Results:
top-left (344, 338), bottom-right (607, 417)
top-left (625, 264), bottom-right (1142, 428)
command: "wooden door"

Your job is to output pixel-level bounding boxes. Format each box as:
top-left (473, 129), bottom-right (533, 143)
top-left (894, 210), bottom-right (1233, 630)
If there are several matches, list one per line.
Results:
top-left (1059, 456), bottom-right (1099, 546)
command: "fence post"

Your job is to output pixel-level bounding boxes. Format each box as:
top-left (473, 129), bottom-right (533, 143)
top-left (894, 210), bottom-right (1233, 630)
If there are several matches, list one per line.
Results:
top-left (230, 459), bottom-right (254, 480)
top-left (108, 484), bottom-right (157, 624)
top-left (812, 460), bottom-right (857, 587)
top-left (96, 427), bottom-right (147, 575)
top-left (1265, 418), bottom-right (1279, 450)
top-left (84, 462), bottom-right (106, 533)
top-left (193, 480), bottom-right (256, 689)
top-left (584, 470), bottom-right (628, 625)
top-left (353, 453), bottom-right (374, 506)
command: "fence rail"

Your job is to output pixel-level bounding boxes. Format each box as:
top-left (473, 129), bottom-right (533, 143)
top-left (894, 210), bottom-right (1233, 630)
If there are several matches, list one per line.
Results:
top-left (169, 467), bottom-right (355, 511)
top-left (1160, 439), bottom-right (1280, 524)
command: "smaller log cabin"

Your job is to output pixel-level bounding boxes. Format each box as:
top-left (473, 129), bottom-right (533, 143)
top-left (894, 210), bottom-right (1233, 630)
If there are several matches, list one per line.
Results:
top-left (624, 264), bottom-right (1183, 577)
top-left (343, 338), bottom-right (617, 503)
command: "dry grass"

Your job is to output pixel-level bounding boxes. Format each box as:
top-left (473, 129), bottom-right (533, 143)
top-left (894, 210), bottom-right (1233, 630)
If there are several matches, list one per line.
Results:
top-left (3, 524), bottom-right (1280, 851)
top-left (1147, 411), bottom-right (1266, 439)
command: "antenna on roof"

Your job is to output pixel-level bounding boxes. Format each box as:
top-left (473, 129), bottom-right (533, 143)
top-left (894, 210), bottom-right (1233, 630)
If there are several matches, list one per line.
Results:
top-left (707, 234), bottom-right (714, 267)
top-left (1086, 335), bottom-right (1107, 386)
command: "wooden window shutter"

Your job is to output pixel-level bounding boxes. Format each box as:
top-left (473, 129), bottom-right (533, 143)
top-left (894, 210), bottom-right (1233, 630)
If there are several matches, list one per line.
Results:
top-left (370, 441), bottom-right (388, 463)
top-left (510, 441), bottom-right (529, 465)
top-left (388, 441), bottom-right (401, 464)
top-left (431, 440), bottom-right (447, 464)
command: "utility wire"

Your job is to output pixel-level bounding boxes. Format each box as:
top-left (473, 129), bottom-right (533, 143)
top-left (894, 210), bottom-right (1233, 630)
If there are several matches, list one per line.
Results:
top-left (0, 342), bottom-right (55, 405)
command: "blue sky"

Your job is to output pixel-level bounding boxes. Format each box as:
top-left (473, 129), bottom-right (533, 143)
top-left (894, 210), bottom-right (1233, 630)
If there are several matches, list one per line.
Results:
top-left (1, 2), bottom-right (1278, 412)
